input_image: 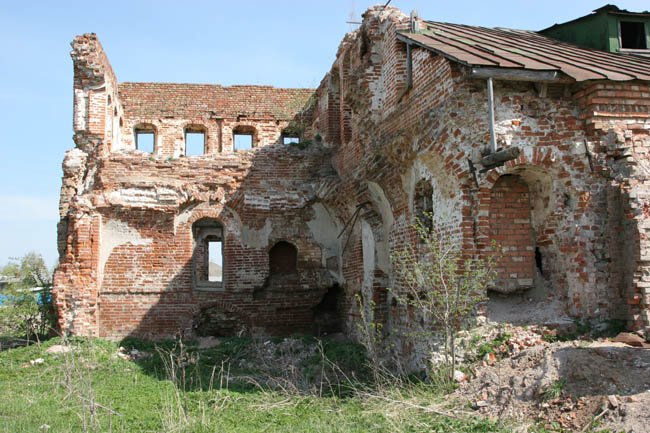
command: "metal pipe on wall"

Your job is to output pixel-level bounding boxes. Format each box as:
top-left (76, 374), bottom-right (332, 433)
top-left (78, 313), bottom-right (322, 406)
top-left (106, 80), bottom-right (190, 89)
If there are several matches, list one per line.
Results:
top-left (487, 77), bottom-right (497, 153)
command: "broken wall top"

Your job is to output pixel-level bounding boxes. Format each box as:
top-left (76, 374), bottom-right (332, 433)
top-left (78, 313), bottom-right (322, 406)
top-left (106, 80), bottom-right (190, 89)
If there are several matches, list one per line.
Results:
top-left (119, 83), bottom-right (314, 120)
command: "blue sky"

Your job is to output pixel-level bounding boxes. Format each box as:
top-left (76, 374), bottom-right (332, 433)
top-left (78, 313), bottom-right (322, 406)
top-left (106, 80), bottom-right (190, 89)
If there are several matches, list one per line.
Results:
top-left (1, 0), bottom-right (648, 268)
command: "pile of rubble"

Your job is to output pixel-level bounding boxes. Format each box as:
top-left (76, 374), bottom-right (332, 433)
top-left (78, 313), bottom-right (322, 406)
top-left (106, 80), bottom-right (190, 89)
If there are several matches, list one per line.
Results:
top-left (456, 326), bottom-right (650, 432)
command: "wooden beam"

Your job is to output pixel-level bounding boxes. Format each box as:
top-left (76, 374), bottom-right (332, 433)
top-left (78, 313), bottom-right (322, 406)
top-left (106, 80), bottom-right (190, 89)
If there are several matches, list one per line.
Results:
top-left (471, 67), bottom-right (572, 83)
top-left (481, 146), bottom-right (520, 168)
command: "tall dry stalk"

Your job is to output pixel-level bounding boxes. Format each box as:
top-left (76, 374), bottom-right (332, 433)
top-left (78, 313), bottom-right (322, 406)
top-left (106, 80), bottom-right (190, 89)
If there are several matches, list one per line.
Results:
top-left (59, 338), bottom-right (121, 432)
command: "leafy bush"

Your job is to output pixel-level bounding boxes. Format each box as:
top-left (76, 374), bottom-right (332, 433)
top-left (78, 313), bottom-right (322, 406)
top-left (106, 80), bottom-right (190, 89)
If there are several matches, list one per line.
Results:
top-left (0, 252), bottom-right (55, 341)
top-left (390, 215), bottom-right (498, 379)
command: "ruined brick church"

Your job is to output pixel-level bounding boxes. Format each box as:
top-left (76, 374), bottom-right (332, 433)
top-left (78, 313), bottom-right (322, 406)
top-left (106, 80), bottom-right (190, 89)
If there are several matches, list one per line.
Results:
top-left (54, 5), bottom-right (650, 349)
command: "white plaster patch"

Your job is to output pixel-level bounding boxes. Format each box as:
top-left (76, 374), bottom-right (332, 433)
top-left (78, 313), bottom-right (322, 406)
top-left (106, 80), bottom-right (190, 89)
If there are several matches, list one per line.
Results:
top-left (307, 202), bottom-right (343, 278)
top-left (244, 194), bottom-right (270, 210)
top-left (81, 164), bottom-right (97, 194)
top-left (572, 140), bottom-right (586, 155)
top-left (100, 218), bottom-right (152, 279)
top-left (63, 148), bottom-right (87, 172)
top-left (367, 181), bottom-right (393, 273)
top-left (174, 206), bottom-right (194, 230)
top-left (406, 155), bottom-right (463, 231)
top-left (107, 188), bottom-right (179, 207)
top-left (73, 88), bottom-right (88, 131)
top-left (361, 219), bottom-right (376, 297)
top-left (240, 219), bottom-right (272, 248)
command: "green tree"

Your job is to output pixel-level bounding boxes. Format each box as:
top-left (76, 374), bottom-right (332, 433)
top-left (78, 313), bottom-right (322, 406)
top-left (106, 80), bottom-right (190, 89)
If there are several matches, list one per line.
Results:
top-left (391, 216), bottom-right (497, 380)
top-left (0, 252), bottom-right (55, 340)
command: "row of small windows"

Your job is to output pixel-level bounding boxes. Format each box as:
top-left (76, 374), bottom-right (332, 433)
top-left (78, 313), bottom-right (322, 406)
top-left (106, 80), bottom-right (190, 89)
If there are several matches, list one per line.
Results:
top-left (134, 125), bottom-right (300, 154)
top-left (192, 218), bottom-right (297, 289)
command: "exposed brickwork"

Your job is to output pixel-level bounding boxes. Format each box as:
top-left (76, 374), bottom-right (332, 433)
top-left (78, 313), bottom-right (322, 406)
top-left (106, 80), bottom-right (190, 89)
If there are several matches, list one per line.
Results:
top-left (489, 175), bottom-right (535, 293)
top-left (300, 6), bottom-right (650, 359)
top-left (118, 83), bottom-right (314, 155)
top-left (574, 81), bottom-right (650, 333)
top-left (55, 8), bottom-right (650, 351)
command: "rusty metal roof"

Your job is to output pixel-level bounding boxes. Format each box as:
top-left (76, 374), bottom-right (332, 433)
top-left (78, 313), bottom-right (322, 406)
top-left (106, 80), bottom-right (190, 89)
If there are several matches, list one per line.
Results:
top-left (397, 21), bottom-right (650, 82)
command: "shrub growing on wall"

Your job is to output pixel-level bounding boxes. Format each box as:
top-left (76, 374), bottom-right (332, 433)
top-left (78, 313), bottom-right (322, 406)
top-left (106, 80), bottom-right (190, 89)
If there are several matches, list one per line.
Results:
top-left (391, 215), bottom-right (497, 379)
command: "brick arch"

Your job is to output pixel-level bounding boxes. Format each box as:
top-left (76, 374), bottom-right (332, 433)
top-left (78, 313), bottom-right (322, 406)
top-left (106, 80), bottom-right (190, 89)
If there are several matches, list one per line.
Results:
top-left (173, 204), bottom-right (240, 287)
top-left (182, 203), bottom-right (237, 229)
top-left (476, 148), bottom-right (557, 246)
top-left (414, 135), bottom-right (473, 183)
top-left (408, 152), bottom-right (474, 254)
top-left (191, 299), bottom-right (251, 337)
top-left (183, 123), bottom-right (209, 154)
top-left (193, 299), bottom-right (247, 317)
top-left (481, 146), bottom-right (557, 190)
top-left (183, 122), bottom-right (208, 132)
top-left (133, 121), bottom-right (158, 133)
top-left (132, 122), bottom-right (158, 152)
top-left (488, 174), bottom-right (535, 294)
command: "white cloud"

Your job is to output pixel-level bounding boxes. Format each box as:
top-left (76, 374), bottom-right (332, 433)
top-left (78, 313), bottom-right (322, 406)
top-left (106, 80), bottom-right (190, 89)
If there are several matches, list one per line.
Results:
top-left (0, 195), bottom-right (59, 222)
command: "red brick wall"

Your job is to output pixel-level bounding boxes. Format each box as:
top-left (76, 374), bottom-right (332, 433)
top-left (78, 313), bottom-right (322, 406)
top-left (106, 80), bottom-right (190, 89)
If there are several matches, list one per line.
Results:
top-left (82, 146), bottom-right (338, 339)
top-left (56, 37), bottom-right (336, 339)
top-left (117, 83), bottom-right (315, 155)
top-left (57, 8), bottom-right (650, 344)
top-left (305, 6), bottom-right (644, 353)
top-left (575, 81), bottom-right (650, 333)
top-left (489, 175), bottom-right (535, 292)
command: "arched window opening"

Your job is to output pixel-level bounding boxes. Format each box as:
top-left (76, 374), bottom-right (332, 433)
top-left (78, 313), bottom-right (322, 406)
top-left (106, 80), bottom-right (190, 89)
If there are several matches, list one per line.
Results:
top-left (233, 125), bottom-right (256, 151)
top-left (134, 124), bottom-right (156, 153)
top-left (185, 125), bottom-right (207, 156)
top-left (414, 179), bottom-right (434, 226)
top-left (269, 241), bottom-right (297, 274)
top-left (193, 218), bottom-right (224, 289)
top-left (281, 127), bottom-right (300, 145)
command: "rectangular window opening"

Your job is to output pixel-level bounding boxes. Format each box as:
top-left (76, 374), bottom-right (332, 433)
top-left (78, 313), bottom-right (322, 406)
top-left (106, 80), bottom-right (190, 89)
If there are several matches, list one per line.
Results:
top-left (234, 134), bottom-right (253, 151)
top-left (282, 136), bottom-right (300, 145)
top-left (621, 21), bottom-right (647, 49)
top-left (185, 132), bottom-right (206, 156)
top-left (135, 131), bottom-right (155, 153)
top-left (208, 241), bottom-right (223, 282)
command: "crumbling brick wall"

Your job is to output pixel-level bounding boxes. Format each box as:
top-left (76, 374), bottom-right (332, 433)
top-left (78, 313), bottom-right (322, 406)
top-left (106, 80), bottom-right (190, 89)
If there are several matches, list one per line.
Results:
top-left (54, 34), bottom-right (342, 339)
top-left (303, 6), bottom-right (650, 365)
top-left (55, 8), bottom-right (650, 348)
top-left (575, 82), bottom-right (650, 332)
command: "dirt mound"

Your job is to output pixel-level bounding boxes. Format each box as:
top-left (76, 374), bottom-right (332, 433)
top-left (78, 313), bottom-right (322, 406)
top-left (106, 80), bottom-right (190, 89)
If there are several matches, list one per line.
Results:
top-left (457, 340), bottom-right (650, 432)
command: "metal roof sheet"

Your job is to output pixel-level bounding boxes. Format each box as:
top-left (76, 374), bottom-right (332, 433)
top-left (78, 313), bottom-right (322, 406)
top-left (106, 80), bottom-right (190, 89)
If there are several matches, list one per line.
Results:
top-left (398, 21), bottom-right (650, 82)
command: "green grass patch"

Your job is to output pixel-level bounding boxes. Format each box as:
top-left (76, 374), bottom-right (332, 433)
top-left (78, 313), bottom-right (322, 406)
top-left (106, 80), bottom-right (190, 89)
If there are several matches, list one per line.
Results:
top-left (0, 337), bottom-right (511, 432)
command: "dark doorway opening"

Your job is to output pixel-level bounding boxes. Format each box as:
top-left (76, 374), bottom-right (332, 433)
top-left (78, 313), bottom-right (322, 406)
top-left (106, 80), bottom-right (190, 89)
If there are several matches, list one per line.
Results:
top-left (313, 284), bottom-right (342, 335)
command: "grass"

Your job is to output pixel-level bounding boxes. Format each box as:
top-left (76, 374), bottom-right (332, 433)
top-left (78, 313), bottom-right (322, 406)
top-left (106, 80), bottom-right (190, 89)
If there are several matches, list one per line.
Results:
top-left (475, 331), bottom-right (511, 360)
top-left (543, 379), bottom-right (566, 401)
top-left (0, 336), bottom-right (511, 433)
